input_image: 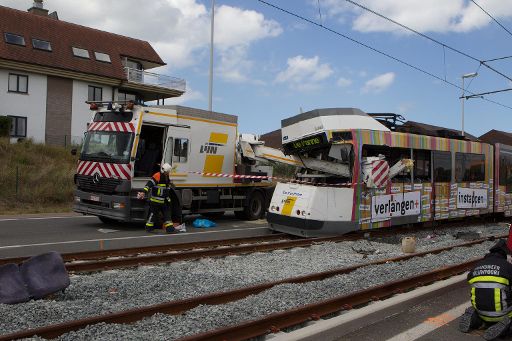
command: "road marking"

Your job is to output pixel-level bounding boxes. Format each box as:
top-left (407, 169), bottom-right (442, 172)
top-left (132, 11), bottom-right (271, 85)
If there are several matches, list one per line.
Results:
top-left (385, 302), bottom-right (467, 341)
top-left (0, 216), bottom-right (96, 222)
top-left (0, 226), bottom-right (270, 250)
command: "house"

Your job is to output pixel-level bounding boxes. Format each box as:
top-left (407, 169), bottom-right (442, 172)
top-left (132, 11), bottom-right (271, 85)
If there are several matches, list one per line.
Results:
top-left (0, 0), bottom-right (185, 145)
top-left (479, 129), bottom-right (512, 146)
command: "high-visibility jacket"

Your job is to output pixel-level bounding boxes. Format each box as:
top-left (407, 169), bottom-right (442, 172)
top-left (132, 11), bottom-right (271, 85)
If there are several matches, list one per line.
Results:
top-left (144, 172), bottom-right (172, 205)
top-left (467, 250), bottom-right (512, 322)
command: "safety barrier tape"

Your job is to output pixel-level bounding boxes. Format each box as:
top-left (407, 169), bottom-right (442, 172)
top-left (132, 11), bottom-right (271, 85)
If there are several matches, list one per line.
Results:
top-left (186, 171), bottom-right (355, 187)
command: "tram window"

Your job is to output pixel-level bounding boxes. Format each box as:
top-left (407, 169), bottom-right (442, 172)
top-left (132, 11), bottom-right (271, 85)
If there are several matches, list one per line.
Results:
top-left (390, 148), bottom-right (410, 180)
top-left (413, 149), bottom-right (431, 181)
top-left (433, 151), bottom-right (451, 182)
top-left (455, 153), bottom-right (485, 182)
top-left (361, 145), bottom-right (390, 159)
top-left (499, 152), bottom-right (512, 192)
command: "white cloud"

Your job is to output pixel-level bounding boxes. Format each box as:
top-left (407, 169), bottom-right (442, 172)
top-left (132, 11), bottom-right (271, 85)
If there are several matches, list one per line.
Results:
top-left (275, 55), bottom-right (333, 91)
top-left (320, 0), bottom-right (512, 33)
top-left (164, 86), bottom-right (203, 105)
top-left (362, 72), bottom-right (395, 93)
top-left (337, 77), bottom-right (352, 87)
top-left (3, 0), bottom-right (281, 80)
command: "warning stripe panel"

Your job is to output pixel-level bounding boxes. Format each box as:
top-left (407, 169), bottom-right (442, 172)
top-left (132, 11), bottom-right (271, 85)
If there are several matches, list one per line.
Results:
top-left (76, 161), bottom-right (132, 180)
top-left (88, 122), bottom-right (135, 132)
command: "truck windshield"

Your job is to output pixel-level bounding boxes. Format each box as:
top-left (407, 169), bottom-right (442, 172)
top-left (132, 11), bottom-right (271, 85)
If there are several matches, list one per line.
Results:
top-left (81, 131), bottom-right (134, 164)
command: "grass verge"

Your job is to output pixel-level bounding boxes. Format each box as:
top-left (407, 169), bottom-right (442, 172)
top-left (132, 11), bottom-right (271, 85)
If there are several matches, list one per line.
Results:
top-left (0, 138), bottom-right (78, 215)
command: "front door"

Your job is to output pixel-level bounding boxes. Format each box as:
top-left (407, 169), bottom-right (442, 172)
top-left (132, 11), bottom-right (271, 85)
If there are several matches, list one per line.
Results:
top-left (162, 126), bottom-right (191, 182)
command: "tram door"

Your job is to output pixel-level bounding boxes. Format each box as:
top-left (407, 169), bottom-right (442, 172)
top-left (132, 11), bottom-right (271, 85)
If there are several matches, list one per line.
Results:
top-left (432, 151), bottom-right (452, 221)
top-left (412, 149), bottom-right (433, 223)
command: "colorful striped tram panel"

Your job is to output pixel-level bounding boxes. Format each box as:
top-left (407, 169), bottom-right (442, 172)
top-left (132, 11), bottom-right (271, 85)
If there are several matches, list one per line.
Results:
top-left (267, 108), bottom-right (509, 237)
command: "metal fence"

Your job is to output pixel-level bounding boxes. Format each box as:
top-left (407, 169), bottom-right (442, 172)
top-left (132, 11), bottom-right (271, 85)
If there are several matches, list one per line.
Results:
top-left (45, 134), bottom-right (83, 148)
top-left (0, 164), bottom-right (75, 203)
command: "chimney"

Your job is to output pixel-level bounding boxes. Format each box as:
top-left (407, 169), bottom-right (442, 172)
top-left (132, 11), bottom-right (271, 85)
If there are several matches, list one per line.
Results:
top-left (28, 0), bottom-right (49, 16)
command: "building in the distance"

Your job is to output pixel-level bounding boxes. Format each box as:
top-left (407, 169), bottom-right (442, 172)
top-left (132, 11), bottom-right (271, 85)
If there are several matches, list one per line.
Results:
top-left (0, 0), bottom-right (185, 145)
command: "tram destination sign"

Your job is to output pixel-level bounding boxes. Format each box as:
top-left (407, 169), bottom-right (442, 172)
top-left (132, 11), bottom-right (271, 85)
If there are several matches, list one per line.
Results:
top-left (371, 191), bottom-right (421, 220)
top-left (283, 133), bottom-right (328, 153)
top-left (457, 187), bottom-right (487, 209)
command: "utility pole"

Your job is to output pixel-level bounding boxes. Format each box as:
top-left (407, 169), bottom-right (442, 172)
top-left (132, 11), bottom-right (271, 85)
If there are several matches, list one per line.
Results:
top-left (208, 0), bottom-right (215, 112)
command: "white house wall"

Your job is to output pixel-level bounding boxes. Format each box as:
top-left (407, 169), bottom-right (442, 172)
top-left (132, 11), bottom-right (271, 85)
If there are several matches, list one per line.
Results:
top-left (71, 80), bottom-right (112, 144)
top-left (0, 69), bottom-right (47, 143)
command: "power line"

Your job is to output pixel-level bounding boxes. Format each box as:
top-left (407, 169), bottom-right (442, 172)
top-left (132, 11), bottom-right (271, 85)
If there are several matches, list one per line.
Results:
top-left (344, 0), bottom-right (512, 83)
top-left (470, 0), bottom-right (512, 38)
top-left (255, 0), bottom-right (512, 111)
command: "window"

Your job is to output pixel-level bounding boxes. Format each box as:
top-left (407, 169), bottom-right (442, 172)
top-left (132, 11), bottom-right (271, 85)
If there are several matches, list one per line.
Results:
top-left (413, 149), bottom-right (431, 181)
top-left (88, 86), bottom-right (102, 102)
top-left (32, 38), bottom-right (51, 51)
top-left (72, 47), bottom-right (90, 59)
top-left (4, 33), bottom-right (25, 46)
top-left (118, 91), bottom-right (137, 102)
top-left (455, 153), bottom-right (485, 182)
top-left (433, 151), bottom-right (452, 182)
top-left (8, 73), bottom-right (28, 93)
top-left (94, 52), bottom-right (111, 63)
top-left (8, 116), bottom-right (26, 137)
top-left (500, 151), bottom-right (512, 193)
top-left (173, 138), bottom-right (189, 163)
top-left (389, 148), bottom-right (411, 180)
top-left (163, 137), bottom-right (173, 164)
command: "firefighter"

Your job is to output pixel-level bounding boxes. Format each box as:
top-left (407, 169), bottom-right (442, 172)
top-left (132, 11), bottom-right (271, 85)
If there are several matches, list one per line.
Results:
top-left (459, 239), bottom-right (512, 340)
top-left (137, 163), bottom-right (184, 233)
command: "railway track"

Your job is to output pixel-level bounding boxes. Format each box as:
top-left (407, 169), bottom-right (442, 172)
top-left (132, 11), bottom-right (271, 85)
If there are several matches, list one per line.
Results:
top-left (0, 233), bottom-right (504, 341)
top-left (2, 221), bottom-right (504, 273)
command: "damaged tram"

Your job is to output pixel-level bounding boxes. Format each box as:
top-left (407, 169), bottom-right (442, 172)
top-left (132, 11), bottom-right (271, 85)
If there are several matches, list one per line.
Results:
top-left (267, 108), bottom-right (508, 237)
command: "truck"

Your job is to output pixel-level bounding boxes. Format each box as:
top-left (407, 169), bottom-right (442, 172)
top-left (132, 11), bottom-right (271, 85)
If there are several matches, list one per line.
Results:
top-left (73, 103), bottom-right (289, 224)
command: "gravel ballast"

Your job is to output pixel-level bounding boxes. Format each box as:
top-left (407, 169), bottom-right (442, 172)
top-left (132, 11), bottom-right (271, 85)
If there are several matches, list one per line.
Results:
top-left (0, 224), bottom-right (507, 340)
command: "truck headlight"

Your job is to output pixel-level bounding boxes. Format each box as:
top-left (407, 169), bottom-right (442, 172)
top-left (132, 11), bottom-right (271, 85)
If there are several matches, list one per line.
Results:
top-left (112, 202), bottom-right (125, 209)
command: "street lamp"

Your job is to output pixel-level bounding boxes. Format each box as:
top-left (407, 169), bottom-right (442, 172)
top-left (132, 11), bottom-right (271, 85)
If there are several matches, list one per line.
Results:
top-left (461, 72), bottom-right (478, 137)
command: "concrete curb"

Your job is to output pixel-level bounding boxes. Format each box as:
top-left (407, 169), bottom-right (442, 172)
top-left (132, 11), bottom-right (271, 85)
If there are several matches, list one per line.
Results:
top-left (269, 274), bottom-right (467, 341)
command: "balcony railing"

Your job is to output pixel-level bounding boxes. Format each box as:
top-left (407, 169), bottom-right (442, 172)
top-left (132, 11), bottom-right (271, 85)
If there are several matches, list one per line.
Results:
top-left (124, 67), bottom-right (186, 92)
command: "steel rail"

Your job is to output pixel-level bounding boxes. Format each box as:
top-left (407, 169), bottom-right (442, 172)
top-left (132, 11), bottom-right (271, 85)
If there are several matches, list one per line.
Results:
top-left (0, 234), bottom-right (291, 265)
top-left (178, 258), bottom-right (479, 341)
top-left (0, 235), bottom-right (502, 341)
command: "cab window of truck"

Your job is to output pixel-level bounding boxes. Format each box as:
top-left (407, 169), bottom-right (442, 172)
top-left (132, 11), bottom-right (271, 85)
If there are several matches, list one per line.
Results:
top-left (173, 138), bottom-right (188, 163)
top-left (163, 137), bottom-right (173, 164)
top-left (81, 131), bottom-right (133, 164)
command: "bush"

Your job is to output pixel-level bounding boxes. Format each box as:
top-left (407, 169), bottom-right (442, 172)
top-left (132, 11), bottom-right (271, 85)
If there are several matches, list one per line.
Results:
top-left (0, 116), bottom-right (10, 137)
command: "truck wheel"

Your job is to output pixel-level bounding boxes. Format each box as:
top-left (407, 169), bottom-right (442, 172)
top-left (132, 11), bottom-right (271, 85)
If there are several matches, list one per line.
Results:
top-left (98, 216), bottom-right (118, 225)
top-left (241, 191), bottom-right (264, 221)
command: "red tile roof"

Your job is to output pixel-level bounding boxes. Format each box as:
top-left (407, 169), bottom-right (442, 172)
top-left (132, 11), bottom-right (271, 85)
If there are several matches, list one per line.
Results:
top-left (0, 5), bottom-right (165, 80)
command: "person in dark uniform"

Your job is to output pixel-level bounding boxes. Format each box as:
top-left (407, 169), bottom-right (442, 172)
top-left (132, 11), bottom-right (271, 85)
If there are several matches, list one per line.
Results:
top-left (137, 163), bottom-right (185, 233)
top-left (459, 239), bottom-right (512, 340)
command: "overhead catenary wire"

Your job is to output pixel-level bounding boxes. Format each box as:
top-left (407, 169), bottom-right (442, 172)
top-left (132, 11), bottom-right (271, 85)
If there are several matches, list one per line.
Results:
top-left (255, 0), bottom-right (512, 111)
top-left (470, 0), bottom-right (512, 38)
top-left (344, 0), bottom-right (512, 84)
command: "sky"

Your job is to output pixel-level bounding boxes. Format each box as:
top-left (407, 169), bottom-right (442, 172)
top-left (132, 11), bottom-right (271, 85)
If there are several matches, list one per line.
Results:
top-left (3, 0), bottom-right (512, 136)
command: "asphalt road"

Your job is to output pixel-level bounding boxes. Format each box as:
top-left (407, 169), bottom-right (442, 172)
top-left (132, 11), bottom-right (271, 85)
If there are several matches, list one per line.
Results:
top-left (0, 212), bottom-right (271, 258)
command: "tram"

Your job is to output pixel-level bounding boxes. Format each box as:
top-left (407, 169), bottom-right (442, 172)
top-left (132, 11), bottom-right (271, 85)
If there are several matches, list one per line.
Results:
top-left (267, 108), bottom-right (512, 237)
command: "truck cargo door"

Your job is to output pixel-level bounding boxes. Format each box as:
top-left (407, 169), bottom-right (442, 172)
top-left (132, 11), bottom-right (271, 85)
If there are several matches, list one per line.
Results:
top-left (162, 126), bottom-right (191, 181)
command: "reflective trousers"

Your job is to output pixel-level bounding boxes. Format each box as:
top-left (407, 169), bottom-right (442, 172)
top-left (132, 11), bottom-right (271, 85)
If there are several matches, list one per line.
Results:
top-left (145, 202), bottom-right (172, 229)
